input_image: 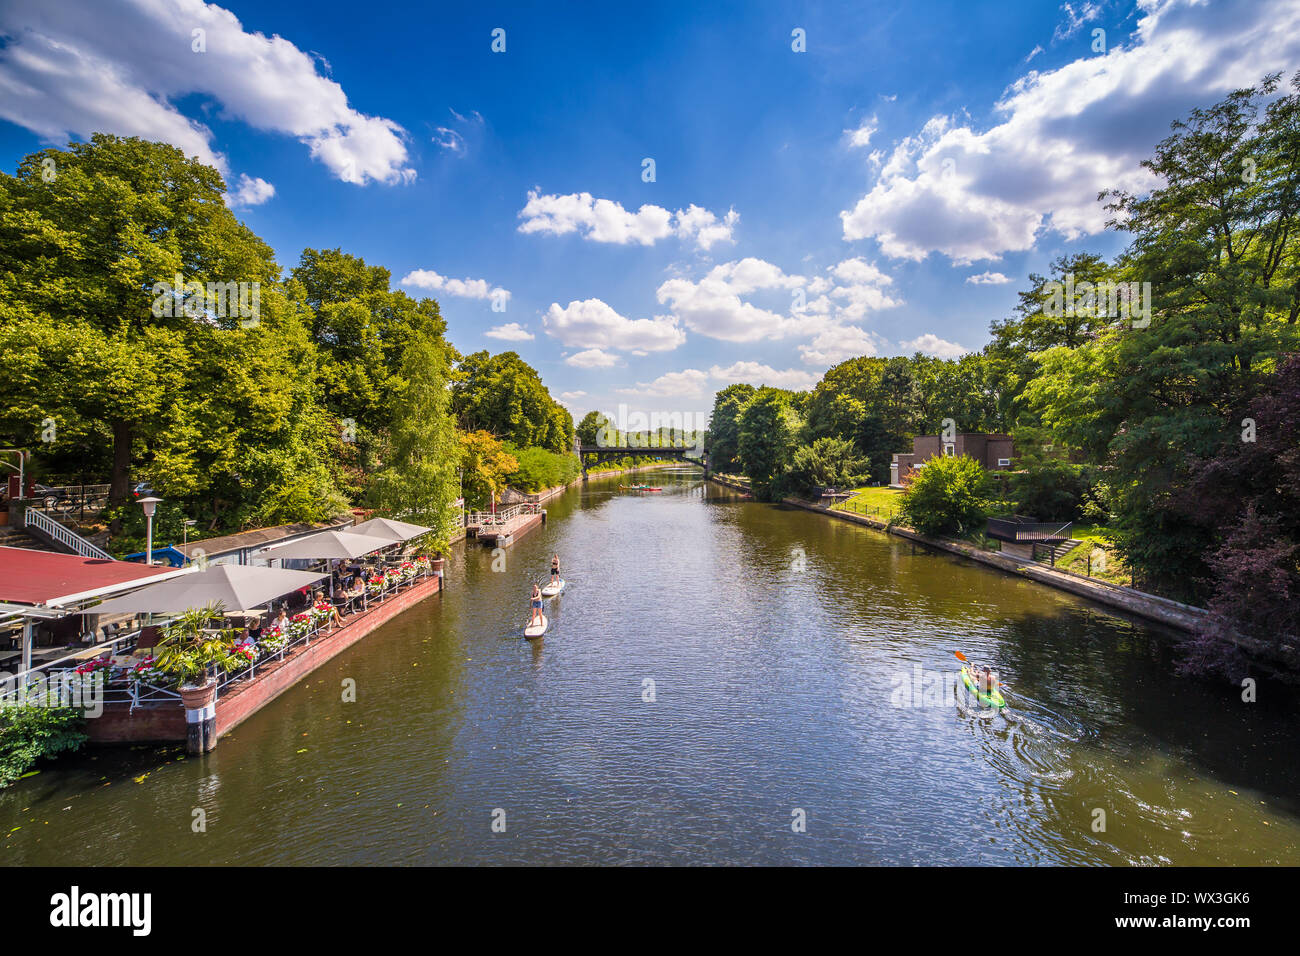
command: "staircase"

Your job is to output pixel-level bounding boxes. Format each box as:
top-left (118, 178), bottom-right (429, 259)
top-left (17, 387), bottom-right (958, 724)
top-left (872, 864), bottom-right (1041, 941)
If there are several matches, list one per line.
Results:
top-left (0, 524), bottom-right (46, 551)
top-left (1035, 538), bottom-right (1083, 565)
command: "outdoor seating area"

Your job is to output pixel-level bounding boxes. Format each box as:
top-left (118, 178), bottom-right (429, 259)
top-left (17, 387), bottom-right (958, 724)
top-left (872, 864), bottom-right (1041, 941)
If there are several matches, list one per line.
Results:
top-left (0, 517), bottom-right (442, 709)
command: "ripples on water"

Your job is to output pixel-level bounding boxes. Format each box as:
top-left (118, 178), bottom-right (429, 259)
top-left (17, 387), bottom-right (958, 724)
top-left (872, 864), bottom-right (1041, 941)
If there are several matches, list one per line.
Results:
top-left (2, 470), bottom-right (1299, 866)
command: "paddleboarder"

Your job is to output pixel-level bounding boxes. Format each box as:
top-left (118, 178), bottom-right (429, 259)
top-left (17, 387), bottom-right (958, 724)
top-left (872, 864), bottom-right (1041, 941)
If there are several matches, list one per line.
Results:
top-left (550, 553), bottom-right (561, 587)
top-left (529, 583), bottom-right (544, 627)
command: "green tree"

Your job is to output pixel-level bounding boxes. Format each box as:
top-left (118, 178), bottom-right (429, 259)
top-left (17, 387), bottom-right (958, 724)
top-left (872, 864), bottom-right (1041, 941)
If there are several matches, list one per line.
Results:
top-left (460, 429), bottom-right (519, 510)
top-left (786, 437), bottom-right (868, 498)
top-left (705, 383), bottom-right (755, 472)
top-left (899, 454), bottom-right (990, 537)
top-left (451, 351), bottom-right (573, 453)
top-left (737, 387), bottom-right (801, 500)
top-left (370, 328), bottom-right (461, 551)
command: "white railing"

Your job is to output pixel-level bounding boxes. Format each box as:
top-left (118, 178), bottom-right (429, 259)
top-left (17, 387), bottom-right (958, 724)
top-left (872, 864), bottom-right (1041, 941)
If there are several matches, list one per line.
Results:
top-left (24, 507), bottom-right (113, 559)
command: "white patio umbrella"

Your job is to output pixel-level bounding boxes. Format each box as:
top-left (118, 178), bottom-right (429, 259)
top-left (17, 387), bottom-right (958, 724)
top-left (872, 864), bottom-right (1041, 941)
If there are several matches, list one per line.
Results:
top-left (344, 517), bottom-right (431, 541)
top-left (92, 565), bottom-right (327, 615)
top-left (254, 530), bottom-right (395, 560)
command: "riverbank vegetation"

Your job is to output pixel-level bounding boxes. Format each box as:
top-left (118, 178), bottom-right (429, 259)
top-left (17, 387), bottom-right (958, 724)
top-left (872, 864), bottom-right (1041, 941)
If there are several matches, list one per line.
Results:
top-left (705, 74), bottom-right (1300, 681)
top-left (0, 135), bottom-right (575, 554)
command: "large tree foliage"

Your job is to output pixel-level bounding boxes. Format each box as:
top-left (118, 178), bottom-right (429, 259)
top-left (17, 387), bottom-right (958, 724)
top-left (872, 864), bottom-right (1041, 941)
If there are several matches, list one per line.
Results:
top-left (0, 134), bottom-right (277, 504)
top-left (459, 429), bottom-right (519, 510)
top-left (704, 383), bottom-right (755, 472)
top-left (1024, 74), bottom-right (1300, 599)
top-left (370, 328), bottom-right (462, 551)
top-left (737, 387), bottom-right (802, 500)
top-left (451, 351), bottom-right (573, 453)
top-left (785, 437), bottom-right (868, 498)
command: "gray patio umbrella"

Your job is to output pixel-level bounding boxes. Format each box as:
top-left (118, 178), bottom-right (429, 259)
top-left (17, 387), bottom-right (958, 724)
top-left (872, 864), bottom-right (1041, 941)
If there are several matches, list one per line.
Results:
top-left (344, 517), bottom-right (432, 541)
top-left (254, 530), bottom-right (396, 560)
top-left (91, 565), bottom-right (327, 615)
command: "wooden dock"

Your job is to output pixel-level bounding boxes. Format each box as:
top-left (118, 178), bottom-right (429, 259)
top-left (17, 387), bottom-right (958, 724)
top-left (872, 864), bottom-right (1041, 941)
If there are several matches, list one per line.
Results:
top-left (465, 503), bottom-right (546, 547)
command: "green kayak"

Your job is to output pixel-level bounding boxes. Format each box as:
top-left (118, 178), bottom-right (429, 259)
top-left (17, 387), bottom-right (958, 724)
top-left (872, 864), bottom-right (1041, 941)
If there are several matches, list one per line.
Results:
top-left (961, 666), bottom-right (1006, 709)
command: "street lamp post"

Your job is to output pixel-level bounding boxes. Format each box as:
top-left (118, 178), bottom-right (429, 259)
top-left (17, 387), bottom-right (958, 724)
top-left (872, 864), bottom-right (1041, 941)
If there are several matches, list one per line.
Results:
top-left (138, 496), bottom-right (162, 566)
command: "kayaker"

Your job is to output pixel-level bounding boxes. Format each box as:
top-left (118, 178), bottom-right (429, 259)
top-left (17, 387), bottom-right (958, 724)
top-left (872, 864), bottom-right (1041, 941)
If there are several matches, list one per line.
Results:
top-left (529, 584), bottom-right (544, 626)
top-left (978, 666), bottom-right (999, 697)
top-left (550, 553), bottom-right (561, 586)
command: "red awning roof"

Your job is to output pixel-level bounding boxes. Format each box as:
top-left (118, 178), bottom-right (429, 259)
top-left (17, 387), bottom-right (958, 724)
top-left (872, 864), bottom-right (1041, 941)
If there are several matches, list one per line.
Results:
top-left (0, 547), bottom-right (180, 607)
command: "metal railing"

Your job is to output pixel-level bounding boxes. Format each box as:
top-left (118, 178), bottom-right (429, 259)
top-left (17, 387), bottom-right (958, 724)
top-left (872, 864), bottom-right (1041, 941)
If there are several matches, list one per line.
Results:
top-left (24, 506), bottom-right (113, 559)
top-left (986, 517), bottom-right (1073, 542)
top-left (465, 503), bottom-right (540, 527)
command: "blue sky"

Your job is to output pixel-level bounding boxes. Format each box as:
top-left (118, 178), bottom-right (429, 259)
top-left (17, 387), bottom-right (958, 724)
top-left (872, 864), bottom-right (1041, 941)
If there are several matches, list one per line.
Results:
top-left (2, 0), bottom-right (1298, 424)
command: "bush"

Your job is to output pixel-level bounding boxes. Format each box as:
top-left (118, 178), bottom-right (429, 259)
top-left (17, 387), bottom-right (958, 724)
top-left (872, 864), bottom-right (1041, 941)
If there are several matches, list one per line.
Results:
top-left (786, 437), bottom-right (868, 498)
top-left (506, 446), bottom-right (582, 492)
top-left (899, 454), bottom-right (990, 537)
top-left (0, 704), bottom-right (87, 787)
top-left (1009, 460), bottom-right (1094, 522)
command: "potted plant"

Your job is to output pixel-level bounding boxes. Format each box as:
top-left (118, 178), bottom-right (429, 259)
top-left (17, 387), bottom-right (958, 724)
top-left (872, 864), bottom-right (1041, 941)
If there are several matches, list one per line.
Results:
top-left (152, 601), bottom-right (242, 709)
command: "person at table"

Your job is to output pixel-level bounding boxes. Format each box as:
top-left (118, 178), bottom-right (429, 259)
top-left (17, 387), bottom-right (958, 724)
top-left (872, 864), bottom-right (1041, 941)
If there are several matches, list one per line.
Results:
top-left (313, 590), bottom-right (344, 629)
top-left (270, 607), bottom-right (289, 634)
top-left (529, 584), bottom-right (544, 627)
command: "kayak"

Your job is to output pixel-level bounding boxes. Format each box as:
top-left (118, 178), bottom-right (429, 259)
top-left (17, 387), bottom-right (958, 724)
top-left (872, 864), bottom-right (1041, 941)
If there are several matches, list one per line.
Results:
top-left (524, 614), bottom-right (548, 639)
top-left (540, 578), bottom-right (565, 598)
top-left (619, 485), bottom-right (662, 492)
top-left (960, 666), bottom-right (1006, 709)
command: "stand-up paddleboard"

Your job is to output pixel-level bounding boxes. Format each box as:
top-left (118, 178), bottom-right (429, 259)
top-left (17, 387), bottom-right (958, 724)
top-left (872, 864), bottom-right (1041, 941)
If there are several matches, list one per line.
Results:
top-left (540, 578), bottom-right (565, 598)
top-left (524, 614), bottom-right (548, 639)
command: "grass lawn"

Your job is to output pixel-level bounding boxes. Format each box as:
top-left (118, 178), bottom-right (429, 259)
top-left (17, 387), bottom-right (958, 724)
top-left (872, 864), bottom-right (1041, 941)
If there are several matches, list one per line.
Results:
top-left (1055, 521), bottom-right (1131, 586)
top-left (836, 485), bottom-right (905, 519)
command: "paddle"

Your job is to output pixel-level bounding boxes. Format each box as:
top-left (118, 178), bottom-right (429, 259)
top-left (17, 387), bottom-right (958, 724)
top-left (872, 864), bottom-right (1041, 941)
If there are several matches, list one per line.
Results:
top-left (953, 651), bottom-right (1011, 691)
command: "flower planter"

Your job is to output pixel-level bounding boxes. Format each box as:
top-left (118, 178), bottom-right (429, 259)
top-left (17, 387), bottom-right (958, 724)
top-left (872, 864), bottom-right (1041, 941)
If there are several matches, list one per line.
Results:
top-left (179, 678), bottom-right (219, 755)
top-left (178, 679), bottom-right (217, 711)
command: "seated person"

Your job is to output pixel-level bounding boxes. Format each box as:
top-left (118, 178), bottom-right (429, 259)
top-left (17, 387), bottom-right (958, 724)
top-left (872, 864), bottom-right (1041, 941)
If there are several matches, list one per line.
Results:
top-left (313, 590), bottom-right (344, 628)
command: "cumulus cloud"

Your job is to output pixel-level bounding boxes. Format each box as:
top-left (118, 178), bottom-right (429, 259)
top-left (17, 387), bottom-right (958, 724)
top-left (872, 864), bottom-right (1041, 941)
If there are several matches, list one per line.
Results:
top-left (0, 0), bottom-right (415, 186)
top-left (518, 190), bottom-right (738, 250)
top-left (559, 390), bottom-right (587, 400)
top-left (840, 0), bottom-right (1300, 263)
top-left (899, 333), bottom-right (968, 359)
top-left (845, 115), bottom-right (878, 148)
top-left (798, 325), bottom-right (885, 367)
top-left (707, 362), bottom-right (820, 391)
top-left (617, 369), bottom-right (711, 399)
top-left (565, 348), bottom-right (620, 368)
top-left (966, 271), bottom-right (1012, 285)
top-left (228, 173), bottom-right (275, 207)
top-left (543, 298), bottom-right (685, 353)
top-left (656, 255), bottom-right (899, 344)
top-left (400, 269), bottom-right (510, 302)
top-left (485, 322), bottom-right (533, 342)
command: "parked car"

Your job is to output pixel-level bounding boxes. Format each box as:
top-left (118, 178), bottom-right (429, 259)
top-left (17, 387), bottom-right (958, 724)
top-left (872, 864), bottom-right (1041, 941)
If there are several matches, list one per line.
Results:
top-left (31, 483), bottom-right (65, 510)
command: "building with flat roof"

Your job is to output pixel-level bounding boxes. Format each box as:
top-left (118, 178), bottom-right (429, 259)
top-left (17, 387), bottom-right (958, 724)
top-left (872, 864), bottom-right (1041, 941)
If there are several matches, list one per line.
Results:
top-left (890, 433), bottom-right (1014, 488)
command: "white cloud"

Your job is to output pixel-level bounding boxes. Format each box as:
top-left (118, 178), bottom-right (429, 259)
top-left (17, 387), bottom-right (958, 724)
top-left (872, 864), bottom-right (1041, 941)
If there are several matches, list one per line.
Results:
top-left (518, 190), bottom-right (738, 249)
top-left (899, 333), bottom-right (968, 359)
top-left (400, 269), bottom-right (510, 302)
top-left (845, 115), bottom-right (878, 148)
top-left (840, 0), bottom-right (1300, 263)
top-left (708, 362), bottom-right (820, 392)
top-left (798, 325), bottom-right (885, 367)
top-left (543, 298), bottom-right (684, 353)
top-left (616, 369), bottom-right (711, 399)
top-left (0, 0), bottom-right (415, 186)
top-left (654, 255), bottom-right (900, 347)
top-left (1054, 2), bottom-right (1103, 42)
top-left (559, 390), bottom-right (587, 400)
top-left (966, 271), bottom-right (1012, 285)
top-left (566, 348), bottom-right (620, 368)
top-left (228, 173), bottom-right (275, 207)
top-left (432, 127), bottom-right (465, 155)
top-left (484, 322), bottom-right (533, 342)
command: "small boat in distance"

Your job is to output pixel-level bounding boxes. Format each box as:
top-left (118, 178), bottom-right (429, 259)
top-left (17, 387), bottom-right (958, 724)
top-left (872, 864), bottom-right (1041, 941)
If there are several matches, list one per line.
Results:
top-left (619, 484), bottom-right (663, 492)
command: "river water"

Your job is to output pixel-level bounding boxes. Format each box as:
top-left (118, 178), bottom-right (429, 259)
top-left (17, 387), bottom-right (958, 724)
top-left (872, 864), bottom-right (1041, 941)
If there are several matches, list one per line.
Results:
top-left (3, 469), bottom-right (1299, 865)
